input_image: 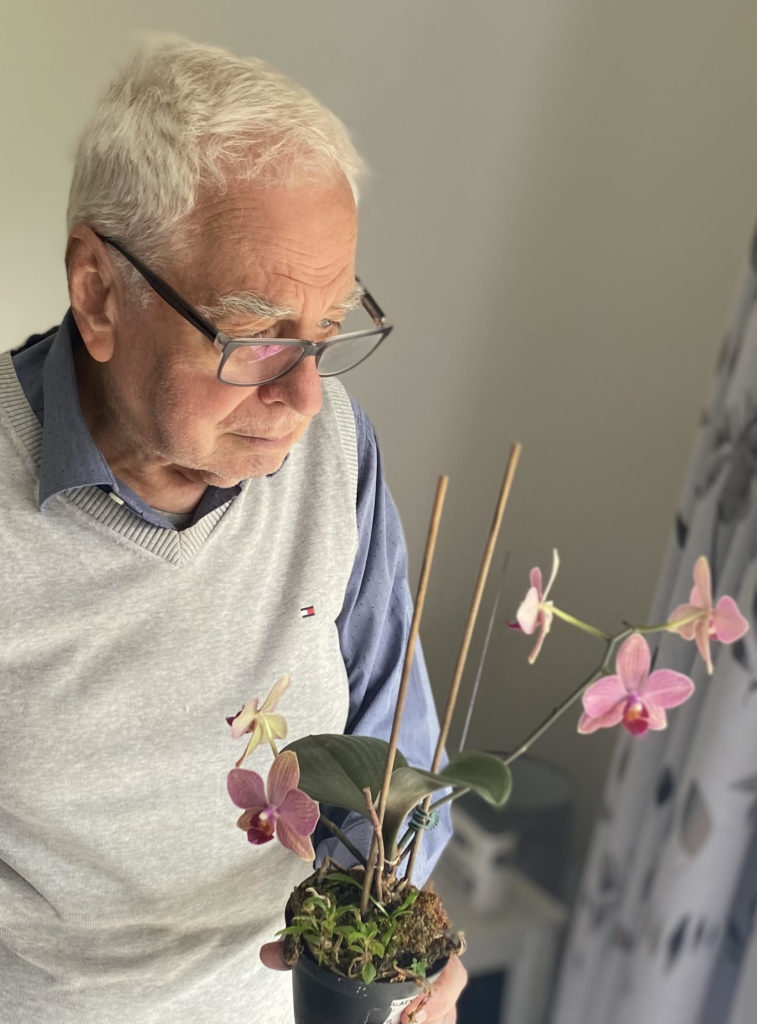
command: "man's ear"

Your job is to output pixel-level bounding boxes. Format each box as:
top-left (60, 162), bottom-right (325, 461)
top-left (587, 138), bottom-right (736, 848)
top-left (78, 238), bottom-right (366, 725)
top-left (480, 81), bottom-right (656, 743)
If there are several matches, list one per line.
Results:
top-left (66, 226), bottom-right (120, 363)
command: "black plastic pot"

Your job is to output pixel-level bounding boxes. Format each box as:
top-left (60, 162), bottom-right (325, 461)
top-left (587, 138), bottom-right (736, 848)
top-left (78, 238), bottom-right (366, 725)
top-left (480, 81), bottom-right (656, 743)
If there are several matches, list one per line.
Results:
top-left (291, 953), bottom-right (444, 1024)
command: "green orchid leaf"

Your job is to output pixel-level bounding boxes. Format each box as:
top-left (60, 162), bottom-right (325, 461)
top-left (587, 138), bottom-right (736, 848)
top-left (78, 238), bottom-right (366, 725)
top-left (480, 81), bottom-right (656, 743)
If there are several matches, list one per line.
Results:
top-left (441, 751), bottom-right (512, 805)
top-left (378, 767), bottom-right (445, 856)
top-left (284, 736), bottom-right (511, 859)
top-left (283, 735), bottom-right (408, 816)
top-left (381, 753), bottom-right (512, 856)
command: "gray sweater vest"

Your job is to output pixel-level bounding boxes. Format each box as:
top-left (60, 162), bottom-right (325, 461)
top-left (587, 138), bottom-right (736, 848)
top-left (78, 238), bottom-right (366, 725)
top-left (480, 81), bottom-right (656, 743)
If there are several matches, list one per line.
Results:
top-left (0, 351), bottom-right (359, 1023)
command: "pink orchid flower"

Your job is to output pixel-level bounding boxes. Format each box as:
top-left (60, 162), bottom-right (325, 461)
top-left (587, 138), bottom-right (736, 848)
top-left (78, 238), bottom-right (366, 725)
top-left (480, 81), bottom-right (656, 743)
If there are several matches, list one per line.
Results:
top-left (578, 632), bottom-right (694, 736)
top-left (227, 750), bottom-right (319, 861)
top-left (667, 556), bottom-right (748, 674)
top-left (228, 674), bottom-right (290, 767)
top-left (516, 549), bottom-right (560, 664)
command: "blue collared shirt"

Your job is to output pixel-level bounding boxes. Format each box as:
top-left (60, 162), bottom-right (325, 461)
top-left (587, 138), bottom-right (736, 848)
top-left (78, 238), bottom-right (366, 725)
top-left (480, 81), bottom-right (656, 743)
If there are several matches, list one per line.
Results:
top-left (11, 311), bottom-right (451, 880)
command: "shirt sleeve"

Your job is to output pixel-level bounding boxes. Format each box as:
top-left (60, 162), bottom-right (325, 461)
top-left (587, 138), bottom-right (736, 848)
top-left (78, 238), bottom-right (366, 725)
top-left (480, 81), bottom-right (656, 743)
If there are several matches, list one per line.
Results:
top-left (314, 397), bottom-right (452, 884)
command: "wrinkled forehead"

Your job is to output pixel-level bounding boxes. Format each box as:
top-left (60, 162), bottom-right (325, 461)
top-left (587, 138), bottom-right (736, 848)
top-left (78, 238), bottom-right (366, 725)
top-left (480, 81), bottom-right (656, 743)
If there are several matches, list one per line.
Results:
top-left (172, 174), bottom-right (358, 301)
top-left (189, 174), bottom-right (358, 253)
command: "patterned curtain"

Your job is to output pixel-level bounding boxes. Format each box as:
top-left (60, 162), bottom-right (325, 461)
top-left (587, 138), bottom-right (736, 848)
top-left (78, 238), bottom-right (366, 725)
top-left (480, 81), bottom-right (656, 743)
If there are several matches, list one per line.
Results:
top-left (549, 233), bottom-right (757, 1024)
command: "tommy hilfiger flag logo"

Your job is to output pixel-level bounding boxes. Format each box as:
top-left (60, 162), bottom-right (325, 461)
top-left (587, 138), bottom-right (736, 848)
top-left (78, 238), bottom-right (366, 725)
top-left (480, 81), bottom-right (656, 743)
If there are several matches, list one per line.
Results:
top-left (300, 606), bottom-right (315, 618)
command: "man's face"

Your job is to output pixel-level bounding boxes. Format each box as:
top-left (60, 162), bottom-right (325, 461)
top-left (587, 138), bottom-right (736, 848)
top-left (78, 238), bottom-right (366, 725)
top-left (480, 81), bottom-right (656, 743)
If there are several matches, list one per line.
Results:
top-left (92, 175), bottom-right (358, 490)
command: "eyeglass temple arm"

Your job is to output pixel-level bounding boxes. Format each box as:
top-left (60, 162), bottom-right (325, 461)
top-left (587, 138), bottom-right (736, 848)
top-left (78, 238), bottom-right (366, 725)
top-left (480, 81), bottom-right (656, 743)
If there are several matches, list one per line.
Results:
top-left (96, 233), bottom-right (219, 343)
top-left (355, 277), bottom-right (389, 329)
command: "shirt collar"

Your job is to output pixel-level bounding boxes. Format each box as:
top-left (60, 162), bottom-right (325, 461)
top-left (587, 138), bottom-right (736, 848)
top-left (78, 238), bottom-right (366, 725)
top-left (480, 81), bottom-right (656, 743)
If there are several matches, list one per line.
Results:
top-left (38, 311), bottom-right (122, 508)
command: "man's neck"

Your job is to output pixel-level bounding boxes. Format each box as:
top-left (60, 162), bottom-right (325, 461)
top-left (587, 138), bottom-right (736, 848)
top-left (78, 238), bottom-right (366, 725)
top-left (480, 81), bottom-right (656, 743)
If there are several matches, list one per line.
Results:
top-left (73, 345), bottom-right (210, 515)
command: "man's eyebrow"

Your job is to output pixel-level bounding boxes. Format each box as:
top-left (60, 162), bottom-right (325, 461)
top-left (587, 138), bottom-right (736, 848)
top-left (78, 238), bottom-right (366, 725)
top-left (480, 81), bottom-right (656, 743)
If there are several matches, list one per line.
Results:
top-left (335, 284), bottom-right (365, 313)
top-left (198, 283), bottom-right (365, 323)
top-left (197, 291), bottom-right (295, 322)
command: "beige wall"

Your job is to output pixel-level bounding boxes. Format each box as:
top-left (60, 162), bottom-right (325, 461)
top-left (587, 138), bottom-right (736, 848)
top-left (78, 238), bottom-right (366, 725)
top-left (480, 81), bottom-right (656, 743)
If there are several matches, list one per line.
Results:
top-left (3, 0), bottom-right (757, 894)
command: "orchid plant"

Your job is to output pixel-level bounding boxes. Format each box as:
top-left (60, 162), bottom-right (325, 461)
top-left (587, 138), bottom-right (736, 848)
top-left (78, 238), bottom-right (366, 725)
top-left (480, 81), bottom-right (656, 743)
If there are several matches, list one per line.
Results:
top-left (222, 548), bottom-right (747, 991)
top-left (222, 436), bottom-right (749, 1003)
top-left (226, 555), bottom-right (747, 876)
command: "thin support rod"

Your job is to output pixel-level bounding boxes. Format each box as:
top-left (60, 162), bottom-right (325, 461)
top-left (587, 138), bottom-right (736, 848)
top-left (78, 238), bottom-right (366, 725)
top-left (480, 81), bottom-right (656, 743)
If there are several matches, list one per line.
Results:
top-left (359, 475), bottom-right (449, 915)
top-left (405, 443), bottom-right (521, 881)
top-left (458, 551), bottom-right (510, 752)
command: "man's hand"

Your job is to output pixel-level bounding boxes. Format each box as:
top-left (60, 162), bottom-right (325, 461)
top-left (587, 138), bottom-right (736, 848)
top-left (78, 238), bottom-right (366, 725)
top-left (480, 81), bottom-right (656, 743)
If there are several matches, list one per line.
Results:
top-left (259, 941), bottom-right (467, 1024)
top-left (401, 955), bottom-right (467, 1024)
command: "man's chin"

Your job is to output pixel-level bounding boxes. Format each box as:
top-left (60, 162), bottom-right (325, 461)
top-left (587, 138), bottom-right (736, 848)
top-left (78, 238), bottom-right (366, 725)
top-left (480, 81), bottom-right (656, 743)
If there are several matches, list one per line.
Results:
top-left (195, 454), bottom-right (289, 487)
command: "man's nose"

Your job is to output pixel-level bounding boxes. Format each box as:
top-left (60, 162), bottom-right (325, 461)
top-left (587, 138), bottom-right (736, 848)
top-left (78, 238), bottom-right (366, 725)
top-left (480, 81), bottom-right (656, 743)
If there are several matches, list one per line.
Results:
top-left (257, 353), bottom-right (323, 417)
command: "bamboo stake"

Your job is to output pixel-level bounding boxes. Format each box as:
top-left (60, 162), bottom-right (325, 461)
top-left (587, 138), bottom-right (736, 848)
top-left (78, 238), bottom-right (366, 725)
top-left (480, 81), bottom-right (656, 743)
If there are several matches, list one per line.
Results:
top-left (359, 475), bottom-right (449, 915)
top-left (405, 442), bottom-right (522, 881)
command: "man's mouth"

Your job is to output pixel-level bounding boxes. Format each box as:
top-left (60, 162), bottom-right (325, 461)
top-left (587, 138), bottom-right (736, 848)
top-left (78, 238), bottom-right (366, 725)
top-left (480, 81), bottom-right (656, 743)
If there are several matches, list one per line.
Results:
top-left (231, 431), bottom-right (296, 447)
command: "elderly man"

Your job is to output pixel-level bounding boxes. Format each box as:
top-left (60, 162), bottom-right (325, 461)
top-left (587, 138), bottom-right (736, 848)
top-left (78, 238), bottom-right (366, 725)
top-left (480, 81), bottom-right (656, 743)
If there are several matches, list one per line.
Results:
top-left (0, 40), bottom-right (464, 1024)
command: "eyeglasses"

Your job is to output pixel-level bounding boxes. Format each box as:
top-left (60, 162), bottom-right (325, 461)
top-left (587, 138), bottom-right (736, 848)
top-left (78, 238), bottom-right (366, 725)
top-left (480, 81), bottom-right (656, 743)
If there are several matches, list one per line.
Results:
top-left (96, 233), bottom-right (393, 387)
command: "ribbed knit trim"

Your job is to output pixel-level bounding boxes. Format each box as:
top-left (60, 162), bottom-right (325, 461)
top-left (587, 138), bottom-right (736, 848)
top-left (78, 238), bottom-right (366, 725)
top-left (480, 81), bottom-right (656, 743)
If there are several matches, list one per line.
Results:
top-left (0, 352), bottom-right (43, 467)
top-left (64, 487), bottom-right (230, 565)
top-left (325, 377), bottom-right (359, 498)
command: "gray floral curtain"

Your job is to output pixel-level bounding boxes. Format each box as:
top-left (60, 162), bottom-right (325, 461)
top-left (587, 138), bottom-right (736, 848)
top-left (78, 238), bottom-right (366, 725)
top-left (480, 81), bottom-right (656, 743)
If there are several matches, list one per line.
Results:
top-left (549, 232), bottom-right (757, 1024)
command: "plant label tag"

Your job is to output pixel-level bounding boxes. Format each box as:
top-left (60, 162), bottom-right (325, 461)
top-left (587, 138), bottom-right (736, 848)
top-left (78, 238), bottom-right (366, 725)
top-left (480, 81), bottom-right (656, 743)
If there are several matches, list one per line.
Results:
top-left (380, 995), bottom-right (415, 1024)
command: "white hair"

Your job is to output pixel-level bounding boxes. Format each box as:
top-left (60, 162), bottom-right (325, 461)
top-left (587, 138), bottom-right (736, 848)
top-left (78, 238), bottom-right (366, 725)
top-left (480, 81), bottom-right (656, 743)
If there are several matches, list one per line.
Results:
top-left (67, 39), bottom-right (364, 274)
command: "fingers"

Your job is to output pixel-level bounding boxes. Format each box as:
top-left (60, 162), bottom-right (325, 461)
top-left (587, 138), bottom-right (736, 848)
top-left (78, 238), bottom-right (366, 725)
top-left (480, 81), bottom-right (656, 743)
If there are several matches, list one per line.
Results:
top-left (402, 955), bottom-right (467, 1023)
top-left (259, 940), bottom-right (291, 971)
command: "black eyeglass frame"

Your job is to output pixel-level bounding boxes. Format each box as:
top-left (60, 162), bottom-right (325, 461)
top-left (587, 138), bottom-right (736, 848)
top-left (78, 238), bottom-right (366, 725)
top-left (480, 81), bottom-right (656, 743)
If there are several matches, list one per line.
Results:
top-left (96, 233), bottom-right (393, 387)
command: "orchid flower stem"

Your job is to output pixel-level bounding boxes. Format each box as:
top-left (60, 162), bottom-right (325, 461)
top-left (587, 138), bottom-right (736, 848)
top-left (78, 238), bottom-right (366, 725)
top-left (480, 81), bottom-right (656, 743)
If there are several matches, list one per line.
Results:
top-left (396, 842), bottom-right (411, 867)
top-left (630, 611), bottom-right (704, 634)
top-left (502, 626), bottom-right (635, 768)
top-left (269, 740), bottom-right (279, 758)
top-left (318, 815), bottom-right (368, 868)
top-left (550, 606), bottom-right (609, 641)
top-left (363, 788), bottom-right (385, 903)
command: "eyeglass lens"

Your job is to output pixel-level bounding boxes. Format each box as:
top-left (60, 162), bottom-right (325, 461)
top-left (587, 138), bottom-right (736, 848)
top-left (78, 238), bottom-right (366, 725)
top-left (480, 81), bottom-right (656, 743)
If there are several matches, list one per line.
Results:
top-left (220, 331), bottom-right (384, 385)
top-left (219, 299), bottom-right (387, 385)
top-left (220, 343), bottom-right (300, 385)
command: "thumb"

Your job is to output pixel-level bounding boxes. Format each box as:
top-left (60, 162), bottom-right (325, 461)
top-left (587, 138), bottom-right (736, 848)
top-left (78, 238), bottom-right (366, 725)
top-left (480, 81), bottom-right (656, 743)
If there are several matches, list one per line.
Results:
top-left (260, 940), bottom-right (291, 971)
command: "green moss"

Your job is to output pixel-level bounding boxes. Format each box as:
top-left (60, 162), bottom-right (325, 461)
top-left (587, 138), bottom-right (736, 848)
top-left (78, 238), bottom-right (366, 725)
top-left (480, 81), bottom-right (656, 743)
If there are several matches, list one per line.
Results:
top-left (281, 865), bottom-right (463, 983)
